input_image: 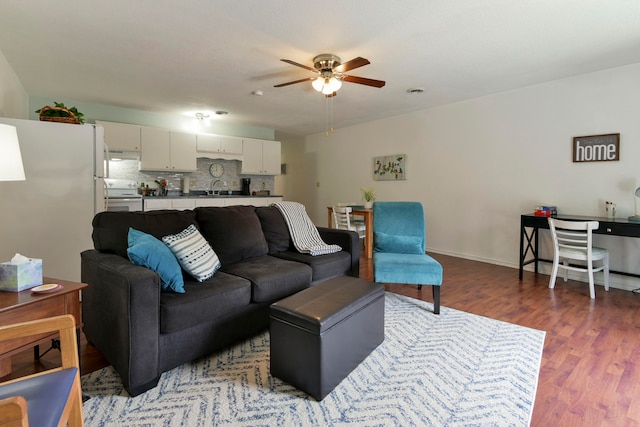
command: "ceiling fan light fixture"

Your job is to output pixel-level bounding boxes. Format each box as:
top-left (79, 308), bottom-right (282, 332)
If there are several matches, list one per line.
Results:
top-left (314, 76), bottom-right (342, 95)
top-left (312, 77), bottom-right (325, 92)
top-left (321, 81), bottom-right (334, 95)
top-left (328, 77), bottom-right (342, 92)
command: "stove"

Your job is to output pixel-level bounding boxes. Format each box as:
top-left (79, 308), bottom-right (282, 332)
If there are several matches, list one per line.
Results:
top-left (105, 179), bottom-right (143, 211)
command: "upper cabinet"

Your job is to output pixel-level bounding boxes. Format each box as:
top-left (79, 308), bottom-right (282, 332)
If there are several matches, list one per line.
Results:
top-left (139, 128), bottom-right (197, 172)
top-left (96, 121), bottom-right (141, 151)
top-left (241, 138), bottom-right (281, 175)
top-left (196, 134), bottom-right (243, 155)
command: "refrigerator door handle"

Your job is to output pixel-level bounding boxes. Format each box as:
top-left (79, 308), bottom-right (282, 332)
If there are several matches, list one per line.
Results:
top-left (103, 143), bottom-right (110, 178)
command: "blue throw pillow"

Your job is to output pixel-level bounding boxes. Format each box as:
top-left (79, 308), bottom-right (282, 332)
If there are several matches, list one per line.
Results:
top-left (374, 232), bottom-right (424, 254)
top-left (127, 227), bottom-right (185, 293)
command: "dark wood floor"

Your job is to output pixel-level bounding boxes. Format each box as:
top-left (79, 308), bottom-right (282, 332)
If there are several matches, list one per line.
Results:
top-left (4, 253), bottom-right (640, 426)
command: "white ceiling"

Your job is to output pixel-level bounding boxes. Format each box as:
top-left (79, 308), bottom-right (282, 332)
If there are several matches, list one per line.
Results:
top-left (2, 1), bottom-right (640, 137)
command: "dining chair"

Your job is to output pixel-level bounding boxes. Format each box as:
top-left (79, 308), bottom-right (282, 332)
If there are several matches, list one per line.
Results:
top-left (548, 218), bottom-right (610, 299)
top-left (372, 201), bottom-right (443, 314)
top-left (0, 314), bottom-right (84, 427)
top-left (332, 206), bottom-right (366, 242)
top-left (335, 202), bottom-right (365, 226)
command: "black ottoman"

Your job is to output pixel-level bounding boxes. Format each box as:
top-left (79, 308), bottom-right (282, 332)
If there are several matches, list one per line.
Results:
top-left (270, 276), bottom-right (385, 400)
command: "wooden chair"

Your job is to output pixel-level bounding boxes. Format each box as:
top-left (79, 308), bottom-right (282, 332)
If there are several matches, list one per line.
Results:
top-left (548, 218), bottom-right (610, 299)
top-left (0, 315), bottom-right (84, 427)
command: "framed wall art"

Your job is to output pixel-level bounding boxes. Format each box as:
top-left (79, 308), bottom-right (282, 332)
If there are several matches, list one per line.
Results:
top-left (374, 154), bottom-right (406, 181)
top-left (572, 133), bottom-right (619, 163)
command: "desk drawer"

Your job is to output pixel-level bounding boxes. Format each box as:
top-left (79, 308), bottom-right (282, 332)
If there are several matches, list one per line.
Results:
top-left (596, 222), bottom-right (640, 238)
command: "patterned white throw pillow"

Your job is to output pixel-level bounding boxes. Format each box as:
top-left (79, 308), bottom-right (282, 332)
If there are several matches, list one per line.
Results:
top-left (162, 224), bottom-right (221, 282)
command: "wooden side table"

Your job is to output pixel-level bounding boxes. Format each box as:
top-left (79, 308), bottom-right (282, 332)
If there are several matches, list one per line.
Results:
top-left (0, 277), bottom-right (87, 377)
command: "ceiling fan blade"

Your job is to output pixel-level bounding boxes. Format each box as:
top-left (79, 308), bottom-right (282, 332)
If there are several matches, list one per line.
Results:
top-left (342, 75), bottom-right (386, 88)
top-left (280, 59), bottom-right (317, 72)
top-left (274, 77), bottom-right (316, 88)
top-left (334, 57), bottom-right (370, 73)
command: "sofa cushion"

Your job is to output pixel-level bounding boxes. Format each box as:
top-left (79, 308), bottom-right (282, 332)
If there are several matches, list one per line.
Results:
top-left (92, 210), bottom-right (198, 258)
top-left (273, 250), bottom-right (352, 283)
top-left (126, 228), bottom-right (185, 293)
top-left (220, 255), bottom-right (312, 303)
top-left (162, 224), bottom-right (221, 282)
top-left (256, 206), bottom-right (292, 254)
top-left (159, 271), bottom-right (252, 334)
top-left (196, 206), bottom-right (269, 265)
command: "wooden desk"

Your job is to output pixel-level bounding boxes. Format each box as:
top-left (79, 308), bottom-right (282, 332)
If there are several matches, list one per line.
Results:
top-left (0, 277), bottom-right (87, 377)
top-left (520, 213), bottom-right (640, 280)
top-left (328, 206), bottom-right (373, 258)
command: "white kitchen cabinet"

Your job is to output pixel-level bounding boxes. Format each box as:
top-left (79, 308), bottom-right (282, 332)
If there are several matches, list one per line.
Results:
top-left (225, 197), bottom-right (252, 206)
top-left (170, 198), bottom-right (196, 210)
top-left (250, 197), bottom-right (282, 207)
top-left (196, 134), bottom-right (243, 155)
top-left (144, 199), bottom-right (171, 211)
top-left (195, 198), bottom-right (226, 208)
top-left (97, 121), bottom-right (141, 151)
top-left (140, 128), bottom-right (196, 172)
top-left (144, 198), bottom-right (196, 211)
top-left (170, 132), bottom-right (197, 171)
top-left (145, 196), bottom-right (281, 210)
top-left (241, 138), bottom-right (281, 175)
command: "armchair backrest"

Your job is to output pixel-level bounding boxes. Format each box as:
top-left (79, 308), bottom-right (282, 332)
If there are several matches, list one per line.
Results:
top-left (373, 202), bottom-right (426, 254)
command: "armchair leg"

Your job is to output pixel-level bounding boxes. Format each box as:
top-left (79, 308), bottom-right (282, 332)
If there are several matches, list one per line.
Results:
top-left (432, 286), bottom-right (440, 315)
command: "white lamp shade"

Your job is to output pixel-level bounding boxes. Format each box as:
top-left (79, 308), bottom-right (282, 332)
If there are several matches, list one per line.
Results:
top-left (328, 77), bottom-right (342, 92)
top-left (313, 76), bottom-right (343, 94)
top-left (0, 124), bottom-right (26, 181)
top-left (312, 77), bottom-right (324, 92)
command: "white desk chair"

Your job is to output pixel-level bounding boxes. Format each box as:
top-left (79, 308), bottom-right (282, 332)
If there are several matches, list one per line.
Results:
top-left (332, 206), bottom-right (366, 242)
top-left (548, 218), bottom-right (610, 299)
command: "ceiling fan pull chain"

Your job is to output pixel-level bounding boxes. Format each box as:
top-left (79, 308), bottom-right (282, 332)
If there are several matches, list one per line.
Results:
top-left (330, 95), bottom-right (334, 134)
top-left (326, 95), bottom-right (330, 137)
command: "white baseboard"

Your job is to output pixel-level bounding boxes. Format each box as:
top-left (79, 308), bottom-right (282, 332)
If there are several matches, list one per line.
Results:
top-left (427, 248), bottom-right (640, 293)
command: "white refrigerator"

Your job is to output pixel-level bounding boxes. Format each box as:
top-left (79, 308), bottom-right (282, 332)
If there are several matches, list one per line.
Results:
top-left (0, 117), bottom-right (106, 282)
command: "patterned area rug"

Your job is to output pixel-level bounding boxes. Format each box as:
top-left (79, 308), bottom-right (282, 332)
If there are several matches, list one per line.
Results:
top-left (82, 292), bottom-right (545, 426)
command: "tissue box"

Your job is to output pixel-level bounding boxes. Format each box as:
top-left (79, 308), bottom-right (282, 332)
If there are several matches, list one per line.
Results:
top-left (0, 258), bottom-right (43, 292)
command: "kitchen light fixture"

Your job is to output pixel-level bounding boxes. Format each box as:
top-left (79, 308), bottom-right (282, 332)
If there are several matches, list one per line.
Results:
top-left (195, 112), bottom-right (211, 127)
top-left (0, 124), bottom-right (26, 181)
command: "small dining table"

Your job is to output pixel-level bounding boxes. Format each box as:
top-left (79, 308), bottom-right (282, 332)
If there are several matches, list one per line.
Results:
top-left (327, 206), bottom-right (373, 258)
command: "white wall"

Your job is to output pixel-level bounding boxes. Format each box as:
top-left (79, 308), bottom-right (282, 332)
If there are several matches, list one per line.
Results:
top-left (0, 50), bottom-right (28, 118)
top-left (286, 63), bottom-right (640, 291)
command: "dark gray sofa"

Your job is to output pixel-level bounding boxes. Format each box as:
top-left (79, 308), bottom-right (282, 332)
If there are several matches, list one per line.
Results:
top-left (80, 205), bottom-right (359, 396)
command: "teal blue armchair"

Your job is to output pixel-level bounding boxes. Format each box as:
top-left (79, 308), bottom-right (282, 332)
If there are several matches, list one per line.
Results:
top-left (372, 201), bottom-right (443, 314)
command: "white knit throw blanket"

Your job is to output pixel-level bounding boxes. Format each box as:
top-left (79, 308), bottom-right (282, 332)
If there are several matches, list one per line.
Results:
top-left (273, 201), bottom-right (342, 256)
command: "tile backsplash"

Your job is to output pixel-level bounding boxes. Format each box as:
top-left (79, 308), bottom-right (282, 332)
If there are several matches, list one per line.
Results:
top-left (107, 158), bottom-right (275, 194)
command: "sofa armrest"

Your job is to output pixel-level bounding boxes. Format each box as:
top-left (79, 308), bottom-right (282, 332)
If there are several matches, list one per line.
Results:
top-left (80, 249), bottom-right (162, 395)
top-left (317, 227), bottom-right (360, 277)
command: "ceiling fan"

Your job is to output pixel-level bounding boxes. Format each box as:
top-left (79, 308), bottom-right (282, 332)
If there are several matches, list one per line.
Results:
top-left (274, 54), bottom-right (385, 96)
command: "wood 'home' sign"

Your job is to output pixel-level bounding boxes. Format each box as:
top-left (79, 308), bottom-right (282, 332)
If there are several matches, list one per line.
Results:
top-left (572, 133), bottom-right (620, 163)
